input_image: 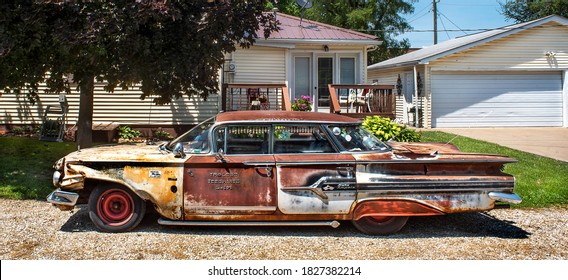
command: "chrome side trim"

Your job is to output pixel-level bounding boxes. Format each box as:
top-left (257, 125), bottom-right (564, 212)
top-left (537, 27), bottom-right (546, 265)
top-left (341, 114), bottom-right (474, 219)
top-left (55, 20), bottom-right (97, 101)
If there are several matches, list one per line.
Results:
top-left (283, 176), bottom-right (357, 200)
top-left (47, 190), bottom-right (79, 207)
top-left (158, 218), bottom-right (341, 228)
top-left (488, 192), bottom-right (522, 204)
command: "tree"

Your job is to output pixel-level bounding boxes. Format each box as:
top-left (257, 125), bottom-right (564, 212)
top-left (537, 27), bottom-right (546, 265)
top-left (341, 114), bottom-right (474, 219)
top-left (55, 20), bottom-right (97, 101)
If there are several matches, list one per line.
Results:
top-left (0, 0), bottom-right (278, 148)
top-left (500, 0), bottom-right (568, 22)
top-left (269, 0), bottom-right (416, 64)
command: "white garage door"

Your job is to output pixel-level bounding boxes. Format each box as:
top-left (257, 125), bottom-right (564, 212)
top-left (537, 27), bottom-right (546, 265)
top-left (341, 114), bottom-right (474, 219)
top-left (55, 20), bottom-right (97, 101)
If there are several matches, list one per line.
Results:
top-left (431, 72), bottom-right (563, 127)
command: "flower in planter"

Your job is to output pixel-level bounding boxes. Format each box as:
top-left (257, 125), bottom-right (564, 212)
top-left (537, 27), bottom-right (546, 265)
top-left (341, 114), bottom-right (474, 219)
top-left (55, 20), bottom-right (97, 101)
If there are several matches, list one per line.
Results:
top-left (292, 95), bottom-right (312, 111)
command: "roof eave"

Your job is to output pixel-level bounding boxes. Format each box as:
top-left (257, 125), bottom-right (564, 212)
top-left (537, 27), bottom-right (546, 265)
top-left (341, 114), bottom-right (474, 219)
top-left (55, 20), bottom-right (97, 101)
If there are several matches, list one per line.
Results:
top-left (261, 38), bottom-right (381, 46)
top-left (369, 15), bottom-right (568, 70)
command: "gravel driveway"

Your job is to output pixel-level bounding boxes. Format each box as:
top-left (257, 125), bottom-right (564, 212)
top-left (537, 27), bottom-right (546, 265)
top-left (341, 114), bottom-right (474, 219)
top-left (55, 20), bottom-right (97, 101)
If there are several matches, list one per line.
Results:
top-left (1, 199), bottom-right (567, 260)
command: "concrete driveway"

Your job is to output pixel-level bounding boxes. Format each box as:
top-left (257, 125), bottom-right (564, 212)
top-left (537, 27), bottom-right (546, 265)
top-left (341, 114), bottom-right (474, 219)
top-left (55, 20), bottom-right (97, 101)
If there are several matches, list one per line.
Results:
top-left (435, 127), bottom-right (568, 162)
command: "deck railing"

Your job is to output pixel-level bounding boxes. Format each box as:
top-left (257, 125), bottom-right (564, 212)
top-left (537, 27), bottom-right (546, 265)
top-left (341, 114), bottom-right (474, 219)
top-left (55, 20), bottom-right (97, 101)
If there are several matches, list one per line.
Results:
top-left (222, 83), bottom-right (291, 112)
top-left (328, 84), bottom-right (396, 119)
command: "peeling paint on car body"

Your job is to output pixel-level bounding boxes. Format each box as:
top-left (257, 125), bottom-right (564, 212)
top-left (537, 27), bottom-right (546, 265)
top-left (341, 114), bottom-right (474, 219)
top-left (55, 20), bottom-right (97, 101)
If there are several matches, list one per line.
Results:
top-left (48, 111), bottom-right (520, 235)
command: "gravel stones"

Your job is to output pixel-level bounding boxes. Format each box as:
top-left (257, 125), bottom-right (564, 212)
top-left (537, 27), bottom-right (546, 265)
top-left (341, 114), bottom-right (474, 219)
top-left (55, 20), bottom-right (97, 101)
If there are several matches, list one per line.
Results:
top-left (1, 199), bottom-right (567, 260)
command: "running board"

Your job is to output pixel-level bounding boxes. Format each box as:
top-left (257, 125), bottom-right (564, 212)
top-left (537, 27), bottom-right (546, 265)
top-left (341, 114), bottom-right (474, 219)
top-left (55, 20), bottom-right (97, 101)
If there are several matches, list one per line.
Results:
top-left (158, 218), bottom-right (340, 228)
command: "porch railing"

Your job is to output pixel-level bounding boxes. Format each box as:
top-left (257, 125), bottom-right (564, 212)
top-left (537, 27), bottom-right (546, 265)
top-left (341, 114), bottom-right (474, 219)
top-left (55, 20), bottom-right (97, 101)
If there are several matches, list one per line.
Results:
top-left (328, 84), bottom-right (396, 119)
top-left (222, 83), bottom-right (291, 112)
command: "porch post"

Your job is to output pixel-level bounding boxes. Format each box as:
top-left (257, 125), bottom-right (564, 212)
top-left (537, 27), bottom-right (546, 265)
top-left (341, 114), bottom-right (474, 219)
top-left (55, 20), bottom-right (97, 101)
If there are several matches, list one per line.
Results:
top-left (413, 66), bottom-right (419, 127)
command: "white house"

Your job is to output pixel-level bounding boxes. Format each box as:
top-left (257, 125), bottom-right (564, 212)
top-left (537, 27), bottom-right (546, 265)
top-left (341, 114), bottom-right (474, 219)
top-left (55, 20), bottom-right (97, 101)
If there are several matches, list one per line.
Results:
top-left (0, 13), bottom-right (380, 136)
top-left (368, 15), bottom-right (568, 128)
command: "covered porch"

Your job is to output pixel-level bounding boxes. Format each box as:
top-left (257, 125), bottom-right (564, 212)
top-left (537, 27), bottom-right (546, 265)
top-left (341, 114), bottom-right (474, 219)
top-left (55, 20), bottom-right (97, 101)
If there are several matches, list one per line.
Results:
top-left (221, 83), bottom-right (396, 120)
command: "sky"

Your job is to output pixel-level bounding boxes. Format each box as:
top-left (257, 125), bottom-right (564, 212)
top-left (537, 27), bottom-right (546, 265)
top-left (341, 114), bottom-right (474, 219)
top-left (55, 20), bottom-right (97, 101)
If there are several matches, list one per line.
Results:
top-left (398, 0), bottom-right (512, 47)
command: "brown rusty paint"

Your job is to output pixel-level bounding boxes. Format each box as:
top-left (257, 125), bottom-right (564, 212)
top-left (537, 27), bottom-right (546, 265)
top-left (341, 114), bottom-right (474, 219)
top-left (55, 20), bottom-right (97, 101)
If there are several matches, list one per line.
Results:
top-left (275, 154), bottom-right (356, 188)
top-left (215, 111), bottom-right (360, 125)
top-left (388, 142), bottom-right (462, 154)
top-left (353, 199), bottom-right (445, 220)
top-left (121, 166), bottom-right (184, 220)
top-left (183, 155), bottom-right (277, 217)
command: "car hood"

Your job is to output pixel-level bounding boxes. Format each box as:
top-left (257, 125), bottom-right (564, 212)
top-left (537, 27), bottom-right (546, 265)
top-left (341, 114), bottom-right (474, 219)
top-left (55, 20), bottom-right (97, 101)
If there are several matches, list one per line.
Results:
top-left (63, 142), bottom-right (176, 163)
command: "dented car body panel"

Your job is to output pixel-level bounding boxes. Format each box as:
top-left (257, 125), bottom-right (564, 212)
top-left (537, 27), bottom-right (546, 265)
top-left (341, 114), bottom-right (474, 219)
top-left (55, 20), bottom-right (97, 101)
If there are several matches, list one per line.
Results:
top-left (48, 111), bottom-right (520, 235)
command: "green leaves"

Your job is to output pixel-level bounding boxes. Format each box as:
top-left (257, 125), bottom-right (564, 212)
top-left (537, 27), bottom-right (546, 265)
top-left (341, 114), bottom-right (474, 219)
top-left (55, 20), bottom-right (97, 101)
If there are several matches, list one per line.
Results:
top-left (0, 0), bottom-right (278, 104)
top-left (362, 115), bottom-right (421, 142)
top-left (500, 0), bottom-right (568, 23)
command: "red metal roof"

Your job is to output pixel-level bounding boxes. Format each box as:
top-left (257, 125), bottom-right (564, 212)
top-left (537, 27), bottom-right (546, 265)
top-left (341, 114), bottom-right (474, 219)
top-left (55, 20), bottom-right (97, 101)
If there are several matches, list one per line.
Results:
top-left (265, 13), bottom-right (378, 42)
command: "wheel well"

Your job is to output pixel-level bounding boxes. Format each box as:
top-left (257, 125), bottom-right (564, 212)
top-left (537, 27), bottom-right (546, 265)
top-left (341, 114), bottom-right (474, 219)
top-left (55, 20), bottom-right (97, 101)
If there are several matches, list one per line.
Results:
top-left (78, 179), bottom-right (143, 205)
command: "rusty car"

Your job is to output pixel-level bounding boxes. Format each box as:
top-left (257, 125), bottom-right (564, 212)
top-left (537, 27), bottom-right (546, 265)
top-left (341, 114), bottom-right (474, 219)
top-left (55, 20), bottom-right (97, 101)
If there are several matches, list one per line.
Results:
top-left (48, 111), bottom-right (521, 235)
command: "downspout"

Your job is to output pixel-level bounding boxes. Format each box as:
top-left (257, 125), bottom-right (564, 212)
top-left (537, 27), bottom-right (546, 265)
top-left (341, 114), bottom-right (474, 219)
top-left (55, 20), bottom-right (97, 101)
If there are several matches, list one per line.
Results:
top-left (413, 65), bottom-right (419, 127)
top-left (562, 70), bottom-right (568, 127)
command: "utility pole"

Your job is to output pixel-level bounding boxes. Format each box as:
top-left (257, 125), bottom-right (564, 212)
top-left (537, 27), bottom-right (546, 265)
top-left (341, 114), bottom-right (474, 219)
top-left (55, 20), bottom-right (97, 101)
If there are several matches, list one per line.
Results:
top-left (433, 0), bottom-right (438, 44)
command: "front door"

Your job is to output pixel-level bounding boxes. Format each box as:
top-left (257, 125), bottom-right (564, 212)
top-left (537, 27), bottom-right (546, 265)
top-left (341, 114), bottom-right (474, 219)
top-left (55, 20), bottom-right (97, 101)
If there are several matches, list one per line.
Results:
top-left (404, 72), bottom-right (414, 124)
top-left (183, 124), bottom-right (276, 216)
top-left (317, 57), bottom-right (334, 108)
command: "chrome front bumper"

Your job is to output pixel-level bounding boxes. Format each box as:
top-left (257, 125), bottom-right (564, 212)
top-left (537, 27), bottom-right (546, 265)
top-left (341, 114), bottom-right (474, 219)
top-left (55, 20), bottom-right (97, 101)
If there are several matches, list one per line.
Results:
top-left (47, 189), bottom-right (79, 207)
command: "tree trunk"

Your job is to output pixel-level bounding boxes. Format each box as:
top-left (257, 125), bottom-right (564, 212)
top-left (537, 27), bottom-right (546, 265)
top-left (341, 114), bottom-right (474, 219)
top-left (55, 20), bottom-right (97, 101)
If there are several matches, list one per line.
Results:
top-left (76, 76), bottom-right (94, 149)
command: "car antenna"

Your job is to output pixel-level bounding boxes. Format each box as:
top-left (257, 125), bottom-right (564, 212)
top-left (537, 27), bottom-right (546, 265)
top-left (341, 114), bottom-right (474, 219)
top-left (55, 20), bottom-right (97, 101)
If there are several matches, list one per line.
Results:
top-left (430, 134), bottom-right (460, 156)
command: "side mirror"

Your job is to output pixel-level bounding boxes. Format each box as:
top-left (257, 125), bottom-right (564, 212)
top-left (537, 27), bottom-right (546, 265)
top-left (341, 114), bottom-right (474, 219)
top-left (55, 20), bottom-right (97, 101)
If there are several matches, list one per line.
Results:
top-left (173, 143), bottom-right (186, 158)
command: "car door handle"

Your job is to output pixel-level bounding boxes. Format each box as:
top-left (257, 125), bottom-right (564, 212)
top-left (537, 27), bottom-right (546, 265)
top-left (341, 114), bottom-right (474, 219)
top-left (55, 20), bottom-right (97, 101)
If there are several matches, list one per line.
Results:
top-left (255, 167), bottom-right (273, 177)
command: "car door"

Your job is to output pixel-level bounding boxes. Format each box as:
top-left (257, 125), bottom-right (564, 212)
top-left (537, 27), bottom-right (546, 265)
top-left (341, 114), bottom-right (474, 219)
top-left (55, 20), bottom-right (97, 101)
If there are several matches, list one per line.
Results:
top-left (183, 124), bottom-right (276, 216)
top-left (273, 125), bottom-right (357, 215)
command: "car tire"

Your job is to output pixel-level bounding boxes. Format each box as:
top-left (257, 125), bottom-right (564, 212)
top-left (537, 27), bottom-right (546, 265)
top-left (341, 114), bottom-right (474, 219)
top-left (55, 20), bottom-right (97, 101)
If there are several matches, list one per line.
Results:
top-left (352, 216), bottom-right (409, 235)
top-left (88, 184), bottom-right (146, 233)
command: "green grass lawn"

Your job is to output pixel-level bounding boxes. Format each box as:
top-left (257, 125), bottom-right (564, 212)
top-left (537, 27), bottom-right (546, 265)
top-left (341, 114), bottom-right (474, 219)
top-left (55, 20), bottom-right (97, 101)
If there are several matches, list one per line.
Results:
top-left (1, 133), bottom-right (567, 208)
top-left (421, 131), bottom-right (568, 208)
top-left (0, 137), bottom-right (76, 199)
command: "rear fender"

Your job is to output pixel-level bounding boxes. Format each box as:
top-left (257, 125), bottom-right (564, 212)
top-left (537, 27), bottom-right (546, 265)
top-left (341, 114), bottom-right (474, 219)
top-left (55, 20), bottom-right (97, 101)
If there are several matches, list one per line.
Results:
top-left (353, 199), bottom-right (445, 220)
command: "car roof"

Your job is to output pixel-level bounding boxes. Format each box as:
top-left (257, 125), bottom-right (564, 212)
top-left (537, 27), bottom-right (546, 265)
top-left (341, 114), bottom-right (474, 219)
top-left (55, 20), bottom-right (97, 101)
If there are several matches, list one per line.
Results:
top-left (215, 111), bottom-right (361, 125)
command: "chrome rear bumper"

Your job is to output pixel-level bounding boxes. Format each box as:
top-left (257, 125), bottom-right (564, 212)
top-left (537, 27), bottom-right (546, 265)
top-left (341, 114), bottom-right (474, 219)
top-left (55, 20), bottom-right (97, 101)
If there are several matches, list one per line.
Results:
top-left (488, 192), bottom-right (522, 204)
top-left (47, 189), bottom-right (79, 207)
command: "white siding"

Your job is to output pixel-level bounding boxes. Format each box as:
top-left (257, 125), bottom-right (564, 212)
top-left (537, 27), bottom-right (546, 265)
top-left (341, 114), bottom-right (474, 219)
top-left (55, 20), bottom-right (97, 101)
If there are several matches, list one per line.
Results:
top-left (0, 84), bottom-right (219, 126)
top-left (368, 69), bottom-right (404, 119)
top-left (432, 23), bottom-right (568, 70)
top-left (232, 46), bottom-right (286, 83)
top-left (431, 72), bottom-right (563, 127)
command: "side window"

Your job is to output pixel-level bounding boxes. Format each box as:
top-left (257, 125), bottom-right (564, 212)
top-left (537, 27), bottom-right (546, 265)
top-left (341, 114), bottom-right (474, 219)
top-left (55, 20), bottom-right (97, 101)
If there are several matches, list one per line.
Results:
top-left (273, 125), bottom-right (335, 154)
top-left (215, 125), bottom-right (270, 155)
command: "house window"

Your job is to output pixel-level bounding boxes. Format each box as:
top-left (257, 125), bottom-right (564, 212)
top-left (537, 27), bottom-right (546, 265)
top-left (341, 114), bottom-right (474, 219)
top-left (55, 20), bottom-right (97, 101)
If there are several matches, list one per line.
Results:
top-left (340, 57), bottom-right (356, 84)
top-left (294, 57), bottom-right (311, 101)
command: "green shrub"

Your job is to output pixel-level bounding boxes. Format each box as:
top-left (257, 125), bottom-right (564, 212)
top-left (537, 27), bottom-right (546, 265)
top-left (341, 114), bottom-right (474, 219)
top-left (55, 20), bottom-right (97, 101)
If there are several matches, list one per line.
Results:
top-left (117, 125), bottom-right (142, 140)
top-left (153, 127), bottom-right (172, 140)
top-left (362, 116), bottom-right (421, 142)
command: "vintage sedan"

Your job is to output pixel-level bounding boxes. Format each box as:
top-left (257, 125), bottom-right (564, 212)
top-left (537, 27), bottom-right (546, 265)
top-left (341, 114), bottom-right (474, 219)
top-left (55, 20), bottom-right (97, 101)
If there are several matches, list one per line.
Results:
top-left (48, 111), bottom-right (521, 235)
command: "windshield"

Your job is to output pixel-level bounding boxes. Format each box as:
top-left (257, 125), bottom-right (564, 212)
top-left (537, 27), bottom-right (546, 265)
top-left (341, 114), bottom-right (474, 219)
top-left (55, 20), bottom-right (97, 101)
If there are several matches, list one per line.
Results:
top-left (327, 125), bottom-right (390, 152)
top-left (166, 117), bottom-right (215, 154)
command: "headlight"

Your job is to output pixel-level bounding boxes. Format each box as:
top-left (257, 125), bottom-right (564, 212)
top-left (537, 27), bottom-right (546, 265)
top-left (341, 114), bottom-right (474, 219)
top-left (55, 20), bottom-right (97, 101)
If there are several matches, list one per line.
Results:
top-left (52, 171), bottom-right (62, 187)
top-left (53, 158), bottom-right (64, 171)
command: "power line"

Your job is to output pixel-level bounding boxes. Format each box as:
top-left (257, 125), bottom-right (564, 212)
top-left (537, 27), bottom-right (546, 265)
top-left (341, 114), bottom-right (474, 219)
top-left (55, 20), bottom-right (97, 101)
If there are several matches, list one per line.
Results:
top-left (438, 12), bottom-right (451, 40)
top-left (437, 10), bottom-right (468, 35)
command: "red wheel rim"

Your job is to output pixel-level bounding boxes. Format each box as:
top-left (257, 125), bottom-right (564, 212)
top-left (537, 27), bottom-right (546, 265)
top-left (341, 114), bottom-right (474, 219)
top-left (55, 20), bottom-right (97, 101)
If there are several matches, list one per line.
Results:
top-left (367, 216), bottom-right (395, 224)
top-left (97, 189), bottom-right (134, 226)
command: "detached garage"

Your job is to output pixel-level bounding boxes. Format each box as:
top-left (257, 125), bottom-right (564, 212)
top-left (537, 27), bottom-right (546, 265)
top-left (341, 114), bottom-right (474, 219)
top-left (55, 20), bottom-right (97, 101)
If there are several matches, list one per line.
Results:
top-left (368, 15), bottom-right (568, 128)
